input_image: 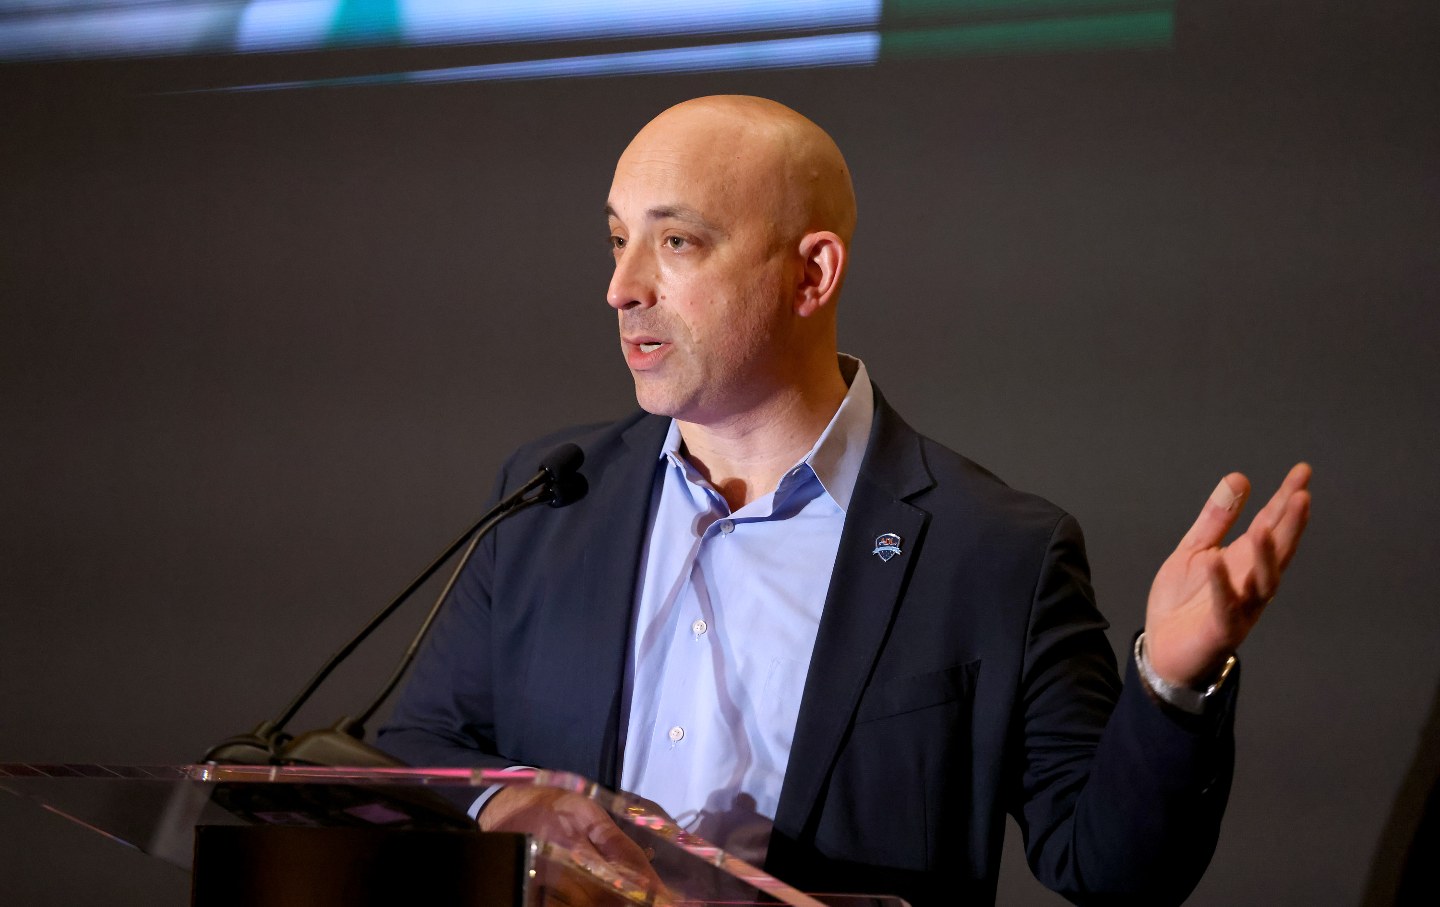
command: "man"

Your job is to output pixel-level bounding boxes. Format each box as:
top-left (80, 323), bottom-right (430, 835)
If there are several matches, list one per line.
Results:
top-left (378, 96), bottom-right (1311, 905)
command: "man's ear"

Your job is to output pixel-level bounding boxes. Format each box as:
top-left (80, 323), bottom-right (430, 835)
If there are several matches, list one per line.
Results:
top-left (795, 231), bottom-right (847, 317)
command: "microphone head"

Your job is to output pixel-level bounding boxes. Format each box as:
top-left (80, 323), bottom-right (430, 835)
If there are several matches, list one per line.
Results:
top-left (548, 472), bottom-right (589, 508)
top-left (539, 443), bottom-right (584, 480)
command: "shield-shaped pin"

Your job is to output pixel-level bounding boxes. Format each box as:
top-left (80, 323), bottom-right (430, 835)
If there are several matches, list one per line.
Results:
top-left (872, 532), bottom-right (903, 562)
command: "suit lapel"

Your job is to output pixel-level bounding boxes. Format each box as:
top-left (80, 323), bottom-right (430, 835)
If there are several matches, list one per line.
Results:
top-left (563, 415), bottom-right (668, 786)
top-left (774, 391), bottom-right (935, 837)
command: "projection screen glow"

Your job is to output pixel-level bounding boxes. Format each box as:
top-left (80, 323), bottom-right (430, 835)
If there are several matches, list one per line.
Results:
top-left (2, 1), bottom-right (1176, 87)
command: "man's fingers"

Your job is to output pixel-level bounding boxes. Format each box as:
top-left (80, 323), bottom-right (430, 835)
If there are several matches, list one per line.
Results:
top-left (1246, 526), bottom-right (1280, 604)
top-left (480, 788), bottom-right (667, 900)
top-left (1273, 488), bottom-right (1312, 571)
top-left (1240, 464), bottom-right (1312, 574)
top-left (557, 802), bottom-right (665, 895)
top-left (1269, 463), bottom-right (1313, 569)
top-left (589, 819), bottom-right (665, 890)
top-left (1179, 473), bottom-right (1251, 552)
top-left (567, 835), bottom-right (612, 872)
top-left (1281, 461), bottom-right (1314, 494)
top-left (1206, 552), bottom-right (1233, 614)
top-left (1248, 462), bottom-right (1313, 532)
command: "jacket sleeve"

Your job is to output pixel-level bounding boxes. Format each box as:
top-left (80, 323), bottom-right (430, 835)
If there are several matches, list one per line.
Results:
top-left (375, 460), bottom-right (520, 771)
top-left (1012, 513), bottom-right (1237, 906)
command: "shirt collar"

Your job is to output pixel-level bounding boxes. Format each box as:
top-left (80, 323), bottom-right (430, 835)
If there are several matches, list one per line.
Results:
top-left (657, 355), bottom-right (875, 513)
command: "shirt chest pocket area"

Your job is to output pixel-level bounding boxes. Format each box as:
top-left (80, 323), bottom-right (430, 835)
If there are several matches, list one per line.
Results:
top-left (854, 660), bottom-right (981, 725)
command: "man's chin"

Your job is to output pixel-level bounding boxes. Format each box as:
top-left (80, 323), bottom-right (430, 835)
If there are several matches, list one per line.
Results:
top-left (632, 386), bottom-right (693, 422)
top-left (630, 375), bottom-right (674, 413)
top-left (635, 398), bottom-right (682, 419)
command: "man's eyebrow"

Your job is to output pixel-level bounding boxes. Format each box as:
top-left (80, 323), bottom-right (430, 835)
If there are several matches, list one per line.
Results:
top-left (605, 203), bottom-right (726, 236)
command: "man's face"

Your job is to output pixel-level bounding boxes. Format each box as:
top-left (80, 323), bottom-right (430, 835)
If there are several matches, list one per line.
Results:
top-left (605, 115), bottom-right (799, 426)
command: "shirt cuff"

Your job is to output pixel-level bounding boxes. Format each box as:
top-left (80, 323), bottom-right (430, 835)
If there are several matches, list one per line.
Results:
top-left (468, 765), bottom-right (536, 820)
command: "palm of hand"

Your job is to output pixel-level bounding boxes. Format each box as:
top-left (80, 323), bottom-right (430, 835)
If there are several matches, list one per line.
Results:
top-left (1144, 464), bottom-right (1312, 688)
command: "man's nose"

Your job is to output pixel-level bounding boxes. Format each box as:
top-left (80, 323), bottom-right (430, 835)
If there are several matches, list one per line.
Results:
top-left (606, 245), bottom-right (656, 311)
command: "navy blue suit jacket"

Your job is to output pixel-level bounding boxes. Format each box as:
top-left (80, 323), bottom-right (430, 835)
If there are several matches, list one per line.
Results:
top-left (379, 387), bottom-right (1236, 906)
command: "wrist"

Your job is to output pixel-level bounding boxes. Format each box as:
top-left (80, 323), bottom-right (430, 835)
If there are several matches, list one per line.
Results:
top-left (472, 765), bottom-right (538, 827)
top-left (1135, 633), bottom-right (1236, 715)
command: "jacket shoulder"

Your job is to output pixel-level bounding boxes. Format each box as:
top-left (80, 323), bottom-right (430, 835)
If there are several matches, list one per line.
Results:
top-left (495, 410), bottom-right (666, 493)
top-left (869, 392), bottom-right (1074, 545)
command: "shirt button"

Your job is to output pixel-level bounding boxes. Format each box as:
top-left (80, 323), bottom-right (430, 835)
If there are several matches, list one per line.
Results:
top-left (668, 726), bottom-right (685, 743)
top-left (691, 619), bottom-right (708, 636)
top-left (719, 520), bottom-right (734, 534)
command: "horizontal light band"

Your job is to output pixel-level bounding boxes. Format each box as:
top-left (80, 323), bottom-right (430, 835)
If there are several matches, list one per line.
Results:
top-left (241, 0), bottom-right (881, 52)
top-left (209, 31), bottom-right (884, 93)
top-left (0, 0), bottom-right (882, 61)
top-left (193, 7), bottom-right (1173, 95)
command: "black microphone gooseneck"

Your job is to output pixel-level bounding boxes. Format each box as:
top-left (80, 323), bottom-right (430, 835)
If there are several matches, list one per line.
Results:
top-left (201, 444), bottom-right (586, 766)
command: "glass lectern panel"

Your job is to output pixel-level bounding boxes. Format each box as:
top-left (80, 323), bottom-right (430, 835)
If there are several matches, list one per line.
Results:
top-left (0, 764), bottom-right (908, 907)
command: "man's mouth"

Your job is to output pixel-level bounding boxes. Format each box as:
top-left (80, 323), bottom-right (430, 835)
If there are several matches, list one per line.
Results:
top-left (622, 333), bottom-right (669, 367)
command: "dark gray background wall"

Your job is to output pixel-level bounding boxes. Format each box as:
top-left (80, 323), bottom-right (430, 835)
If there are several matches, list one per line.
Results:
top-left (2, 2), bottom-right (1437, 904)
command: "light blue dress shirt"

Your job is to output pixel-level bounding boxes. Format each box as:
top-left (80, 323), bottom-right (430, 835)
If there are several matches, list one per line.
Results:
top-left (620, 357), bottom-right (875, 861)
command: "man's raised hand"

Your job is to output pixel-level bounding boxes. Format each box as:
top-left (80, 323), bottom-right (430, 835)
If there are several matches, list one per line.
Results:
top-left (1143, 463), bottom-right (1313, 689)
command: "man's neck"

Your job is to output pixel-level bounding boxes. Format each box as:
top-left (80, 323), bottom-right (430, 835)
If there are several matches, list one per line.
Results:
top-left (676, 367), bottom-right (851, 512)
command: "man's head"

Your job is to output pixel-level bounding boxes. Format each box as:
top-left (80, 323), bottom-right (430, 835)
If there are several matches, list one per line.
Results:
top-left (605, 96), bottom-right (856, 427)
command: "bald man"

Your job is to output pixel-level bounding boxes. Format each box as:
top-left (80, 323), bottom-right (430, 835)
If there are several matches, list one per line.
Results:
top-left (379, 97), bottom-right (1311, 906)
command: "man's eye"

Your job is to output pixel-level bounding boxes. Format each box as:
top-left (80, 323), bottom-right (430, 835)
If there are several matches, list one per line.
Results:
top-left (665, 236), bottom-right (688, 250)
top-left (609, 235), bottom-right (626, 251)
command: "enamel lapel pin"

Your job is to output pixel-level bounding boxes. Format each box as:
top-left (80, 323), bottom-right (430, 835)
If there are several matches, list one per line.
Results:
top-left (872, 532), bottom-right (903, 562)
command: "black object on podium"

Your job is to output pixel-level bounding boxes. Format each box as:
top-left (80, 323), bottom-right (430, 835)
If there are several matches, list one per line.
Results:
top-left (192, 825), bottom-right (526, 907)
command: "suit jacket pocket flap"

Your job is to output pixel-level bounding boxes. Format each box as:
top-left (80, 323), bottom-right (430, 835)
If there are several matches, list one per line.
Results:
top-left (855, 659), bottom-right (981, 724)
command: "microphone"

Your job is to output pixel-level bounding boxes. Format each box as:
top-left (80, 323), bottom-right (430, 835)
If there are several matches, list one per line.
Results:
top-left (202, 444), bottom-right (587, 766)
top-left (538, 443), bottom-right (584, 490)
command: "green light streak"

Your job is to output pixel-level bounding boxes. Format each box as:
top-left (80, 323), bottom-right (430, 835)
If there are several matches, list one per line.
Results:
top-left (882, 9), bottom-right (1173, 58)
top-left (888, 0), bottom-right (1172, 19)
top-left (327, 0), bottom-right (402, 47)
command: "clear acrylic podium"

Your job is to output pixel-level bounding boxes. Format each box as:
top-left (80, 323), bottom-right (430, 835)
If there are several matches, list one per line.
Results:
top-left (0, 763), bottom-right (907, 907)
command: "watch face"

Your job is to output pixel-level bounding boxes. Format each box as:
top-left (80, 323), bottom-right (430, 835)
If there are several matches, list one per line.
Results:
top-left (1204, 656), bottom-right (1238, 698)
